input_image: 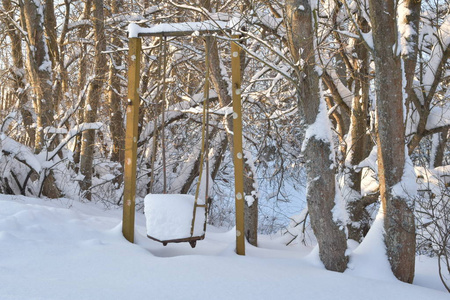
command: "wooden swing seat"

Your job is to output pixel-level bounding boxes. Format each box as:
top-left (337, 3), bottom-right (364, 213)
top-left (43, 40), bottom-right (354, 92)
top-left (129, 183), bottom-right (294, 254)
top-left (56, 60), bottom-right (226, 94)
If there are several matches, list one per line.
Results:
top-left (144, 194), bottom-right (206, 248)
top-left (147, 234), bottom-right (205, 248)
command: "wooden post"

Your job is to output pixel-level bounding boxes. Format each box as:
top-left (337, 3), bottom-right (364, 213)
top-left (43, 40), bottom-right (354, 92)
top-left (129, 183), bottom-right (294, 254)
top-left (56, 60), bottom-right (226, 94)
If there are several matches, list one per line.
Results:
top-left (122, 37), bottom-right (142, 243)
top-left (231, 36), bottom-right (245, 255)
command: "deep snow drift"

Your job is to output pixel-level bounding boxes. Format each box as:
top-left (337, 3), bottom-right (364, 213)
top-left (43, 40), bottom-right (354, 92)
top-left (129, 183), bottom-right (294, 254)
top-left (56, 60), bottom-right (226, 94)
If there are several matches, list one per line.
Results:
top-left (0, 195), bottom-right (447, 300)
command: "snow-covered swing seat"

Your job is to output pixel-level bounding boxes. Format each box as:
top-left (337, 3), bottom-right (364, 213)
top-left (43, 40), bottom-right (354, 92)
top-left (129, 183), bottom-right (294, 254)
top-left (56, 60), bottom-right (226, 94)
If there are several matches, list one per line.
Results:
top-left (143, 33), bottom-right (212, 248)
top-left (144, 193), bottom-right (207, 248)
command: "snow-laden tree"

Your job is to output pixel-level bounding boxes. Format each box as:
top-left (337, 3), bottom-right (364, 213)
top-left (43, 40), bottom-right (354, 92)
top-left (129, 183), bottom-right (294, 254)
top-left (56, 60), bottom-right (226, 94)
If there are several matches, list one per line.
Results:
top-left (1, 0), bottom-right (34, 147)
top-left (0, 1), bottom-right (448, 285)
top-left (368, 0), bottom-right (416, 283)
top-left (20, 0), bottom-right (54, 153)
top-left (79, 0), bottom-right (107, 200)
top-left (285, 0), bottom-right (348, 272)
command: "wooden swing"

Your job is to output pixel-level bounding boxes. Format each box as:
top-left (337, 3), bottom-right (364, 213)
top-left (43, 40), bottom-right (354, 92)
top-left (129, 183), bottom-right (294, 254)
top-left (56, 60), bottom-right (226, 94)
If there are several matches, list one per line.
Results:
top-left (123, 21), bottom-right (246, 255)
top-left (144, 36), bottom-right (212, 248)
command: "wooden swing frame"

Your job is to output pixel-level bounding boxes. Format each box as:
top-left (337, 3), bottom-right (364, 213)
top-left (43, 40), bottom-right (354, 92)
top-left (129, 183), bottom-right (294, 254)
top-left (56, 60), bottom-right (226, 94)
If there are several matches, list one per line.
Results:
top-left (122, 21), bottom-right (246, 255)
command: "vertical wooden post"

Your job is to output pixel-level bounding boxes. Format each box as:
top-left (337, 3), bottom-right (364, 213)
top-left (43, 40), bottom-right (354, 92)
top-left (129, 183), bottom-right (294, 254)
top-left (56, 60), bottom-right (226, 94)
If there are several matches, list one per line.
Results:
top-left (122, 37), bottom-right (142, 243)
top-left (231, 36), bottom-right (245, 255)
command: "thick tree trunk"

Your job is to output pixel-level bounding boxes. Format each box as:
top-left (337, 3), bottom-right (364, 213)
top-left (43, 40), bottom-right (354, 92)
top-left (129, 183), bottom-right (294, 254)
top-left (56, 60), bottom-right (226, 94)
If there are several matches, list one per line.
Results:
top-left (79, 0), bottom-right (107, 200)
top-left (20, 0), bottom-right (62, 198)
top-left (2, 0), bottom-right (35, 147)
top-left (21, 0), bottom-right (54, 152)
top-left (369, 0), bottom-right (416, 283)
top-left (285, 0), bottom-right (347, 272)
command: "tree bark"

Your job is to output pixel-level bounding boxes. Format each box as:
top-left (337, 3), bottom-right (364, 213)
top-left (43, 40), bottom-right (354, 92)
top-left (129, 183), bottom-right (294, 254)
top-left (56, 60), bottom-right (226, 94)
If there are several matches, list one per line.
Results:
top-left (201, 0), bottom-right (259, 246)
top-left (285, 0), bottom-right (347, 272)
top-left (243, 154), bottom-right (258, 247)
top-left (73, 0), bottom-right (91, 167)
top-left (79, 0), bottom-right (107, 200)
top-left (369, 0), bottom-right (416, 283)
top-left (238, 1), bottom-right (258, 247)
top-left (19, 0), bottom-right (62, 198)
top-left (346, 15), bottom-right (372, 242)
top-left (208, 40), bottom-right (259, 246)
top-left (44, 0), bottom-right (63, 113)
top-left (2, 0), bottom-right (35, 147)
top-left (20, 0), bottom-right (54, 152)
top-left (108, 0), bottom-right (125, 163)
top-left (432, 129), bottom-right (448, 168)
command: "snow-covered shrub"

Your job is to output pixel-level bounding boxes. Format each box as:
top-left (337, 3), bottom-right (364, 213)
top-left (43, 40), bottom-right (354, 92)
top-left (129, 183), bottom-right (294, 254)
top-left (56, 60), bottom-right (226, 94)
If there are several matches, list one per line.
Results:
top-left (415, 167), bottom-right (450, 292)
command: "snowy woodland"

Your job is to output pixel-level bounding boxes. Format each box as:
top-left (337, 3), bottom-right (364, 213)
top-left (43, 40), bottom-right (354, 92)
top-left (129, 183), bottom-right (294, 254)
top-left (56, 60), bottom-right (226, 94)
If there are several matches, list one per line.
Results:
top-left (0, 0), bottom-right (449, 298)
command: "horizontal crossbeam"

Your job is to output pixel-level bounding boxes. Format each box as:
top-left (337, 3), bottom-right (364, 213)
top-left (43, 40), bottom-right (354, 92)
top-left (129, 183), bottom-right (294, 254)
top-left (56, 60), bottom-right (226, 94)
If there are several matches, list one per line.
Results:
top-left (128, 21), bottom-right (230, 37)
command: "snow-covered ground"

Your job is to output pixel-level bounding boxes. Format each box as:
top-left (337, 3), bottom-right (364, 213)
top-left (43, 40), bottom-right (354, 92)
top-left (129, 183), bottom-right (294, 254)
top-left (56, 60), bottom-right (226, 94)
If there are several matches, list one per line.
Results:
top-left (0, 195), bottom-right (447, 300)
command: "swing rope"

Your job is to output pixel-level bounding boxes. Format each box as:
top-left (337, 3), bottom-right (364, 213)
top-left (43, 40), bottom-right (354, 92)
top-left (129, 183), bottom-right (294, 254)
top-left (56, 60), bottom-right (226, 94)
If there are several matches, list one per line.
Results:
top-left (149, 38), bottom-right (163, 193)
top-left (190, 38), bottom-right (211, 237)
top-left (161, 36), bottom-right (168, 194)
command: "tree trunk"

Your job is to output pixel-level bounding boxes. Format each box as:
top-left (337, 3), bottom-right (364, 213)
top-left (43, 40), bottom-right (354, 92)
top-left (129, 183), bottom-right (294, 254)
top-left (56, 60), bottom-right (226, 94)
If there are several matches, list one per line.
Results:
top-left (79, 0), bottom-right (107, 200)
top-left (403, 0), bottom-right (425, 155)
top-left (369, 0), bottom-right (416, 283)
top-left (431, 129), bottom-right (448, 168)
top-left (2, 0), bottom-right (35, 147)
top-left (238, 1), bottom-right (258, 247)
top-left (108, 0), bottom-right (125, 163)
top-left (44, 0), bottom-right (63, 113)
top-left (206, 37), bottom-right (259, 246)
top-left (20, 0), bottom-right (62, 198)
top-left (21, 0), bottom-right (54, 152)
top-left (243, 153), bottom-right (258, 246)
top-left (201, 0), bottom-right (259, 247)
top-left (402, 0), bottom-right (420, 105)
top-left (346, 16), bottom-right (372, 242)
top-left (73, 0), bottom-right (91, 167)
top-left (285, 0), bottom-right (347, 272)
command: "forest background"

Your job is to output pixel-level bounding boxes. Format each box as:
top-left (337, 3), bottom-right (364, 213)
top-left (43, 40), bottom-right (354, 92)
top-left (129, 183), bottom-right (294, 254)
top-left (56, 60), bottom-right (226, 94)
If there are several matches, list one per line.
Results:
top-left (0, 0), bottom-right (448, 289)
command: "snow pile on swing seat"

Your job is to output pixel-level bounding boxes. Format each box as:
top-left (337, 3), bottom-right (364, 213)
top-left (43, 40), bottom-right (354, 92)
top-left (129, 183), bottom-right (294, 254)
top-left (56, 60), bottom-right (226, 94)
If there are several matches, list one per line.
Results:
top-left (144, 194), bottom-right (206, 241)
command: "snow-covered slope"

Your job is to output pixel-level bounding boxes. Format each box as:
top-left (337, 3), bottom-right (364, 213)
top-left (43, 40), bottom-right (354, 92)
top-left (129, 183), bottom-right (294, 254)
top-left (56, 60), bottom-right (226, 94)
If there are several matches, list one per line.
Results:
top-left (0, 195), bottom-right (447, 300)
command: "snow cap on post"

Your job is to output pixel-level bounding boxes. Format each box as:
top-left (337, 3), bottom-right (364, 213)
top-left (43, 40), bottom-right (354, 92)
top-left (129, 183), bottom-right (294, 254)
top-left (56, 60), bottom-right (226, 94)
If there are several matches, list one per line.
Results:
top-left (227, 14), bottom-right (244, 36)
top-left (128, 22), bottom-right (142, 38)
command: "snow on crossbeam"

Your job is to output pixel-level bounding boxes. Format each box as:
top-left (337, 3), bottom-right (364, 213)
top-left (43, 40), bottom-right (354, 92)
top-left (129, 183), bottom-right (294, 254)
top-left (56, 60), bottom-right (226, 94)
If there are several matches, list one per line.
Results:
top-left (144, 194), bottom-right (206, 243)
top-left (128, 21), bottom-right (229, 38)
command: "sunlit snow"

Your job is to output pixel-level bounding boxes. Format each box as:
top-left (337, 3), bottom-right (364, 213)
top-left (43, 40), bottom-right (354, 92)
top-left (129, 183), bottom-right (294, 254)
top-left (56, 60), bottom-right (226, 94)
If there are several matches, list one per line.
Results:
top-left (0, 195), bottom-right (447, 299)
